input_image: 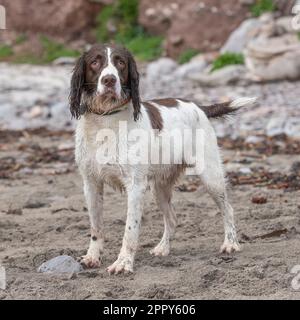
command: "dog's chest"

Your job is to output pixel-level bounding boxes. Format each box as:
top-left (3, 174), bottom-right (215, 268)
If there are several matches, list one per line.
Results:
top-left (75, 113), bottom-right (136, 189)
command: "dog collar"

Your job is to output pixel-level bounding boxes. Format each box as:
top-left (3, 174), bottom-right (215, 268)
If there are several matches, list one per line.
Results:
top-left (87, 98), bottom-right (131, 116)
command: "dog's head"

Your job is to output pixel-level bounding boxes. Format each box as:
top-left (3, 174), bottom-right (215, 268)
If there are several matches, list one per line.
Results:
top-left (69, 44), bottom-right (141, 120)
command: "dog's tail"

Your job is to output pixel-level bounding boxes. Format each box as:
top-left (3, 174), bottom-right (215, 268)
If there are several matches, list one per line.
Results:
top-left (197, 97), bottom-right (257, 119)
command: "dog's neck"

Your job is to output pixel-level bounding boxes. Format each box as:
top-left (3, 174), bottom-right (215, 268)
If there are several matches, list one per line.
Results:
top-left (86, 97), bottom-right (131, 117)
top-left (82, 100), bottom-right (134, 131)
top-left (80, 101), bottom-right (135, 148)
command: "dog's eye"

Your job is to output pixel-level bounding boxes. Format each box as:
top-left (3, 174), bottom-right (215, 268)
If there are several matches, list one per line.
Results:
top-left (118, 60), bottom-right (125, 68)
top-left (91, 60), bottom-right (100, 68)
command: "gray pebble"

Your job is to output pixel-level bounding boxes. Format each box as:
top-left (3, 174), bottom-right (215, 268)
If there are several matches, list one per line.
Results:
top-left (37, 255), bottom-right (83, 274)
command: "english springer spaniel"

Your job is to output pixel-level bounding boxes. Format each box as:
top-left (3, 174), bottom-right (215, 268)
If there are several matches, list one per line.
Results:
top-left (69, 43), bottom-right (256, 274)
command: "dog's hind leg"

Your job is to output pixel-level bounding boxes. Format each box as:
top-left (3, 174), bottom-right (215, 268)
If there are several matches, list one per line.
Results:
top-left (150, 180), bottom-right (177, 256)
top-left (211, 188), bottom-right (240, 254)
top-left (201, 172), bottom-right (240, 253)
top-left (200, 135), bottom-right (241, 253)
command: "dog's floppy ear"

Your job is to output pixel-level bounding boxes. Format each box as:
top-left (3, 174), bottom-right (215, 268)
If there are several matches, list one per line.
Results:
top-left (127, 51), bottom-right (141, 121)
top-left (69, 53), bottom-right (87, 119)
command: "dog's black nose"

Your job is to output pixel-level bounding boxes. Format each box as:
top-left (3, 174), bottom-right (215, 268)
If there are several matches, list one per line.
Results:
top-left (102, 75), bottom-right (117, 87)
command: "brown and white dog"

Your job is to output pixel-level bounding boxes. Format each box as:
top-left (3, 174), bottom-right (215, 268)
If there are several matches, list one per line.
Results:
top-left (69, 43), bottom-right (256, 274)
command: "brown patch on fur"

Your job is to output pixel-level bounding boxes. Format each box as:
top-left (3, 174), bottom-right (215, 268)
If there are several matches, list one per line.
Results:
top-left (143, 102), bottom-right (163, 131)
top-left (151, 98), bottom-right (178, 108)
top-left (163, 164), bottom-right (188, 185)
top-left (178, 98), bottom-right (190, 103)
top-left (105, 177), bottom-right (126, 193)
top-left (150, 97), bottom-right (236, 119)
top-left (91, 228), bottom-right (104, 242)
top-left (197, 101), bottom-right (236, 119)
top-left (148, 97), bottom-right (237, 119)
top-left (180, 98), bottom-right (238, 119)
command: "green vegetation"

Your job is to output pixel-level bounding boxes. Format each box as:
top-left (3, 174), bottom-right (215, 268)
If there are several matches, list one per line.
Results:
top-left (116, 0), bottom-right (139, 25)
top-left (125, 34), bottom-right (163, 61)
top-left (0, 35), bottom-right (80, 64)
top-left (95, 0), bottom-right (163, 61)
top-left (178, 48), bottom-right (199, 65)
top-left (250, 0), bottom-right (275, 17)
top-left (211, 52), bottom-right (244, 72)
top-left (15, 34), bottom-right (27, 45)
top-left (39, 36), bottom-right (80, 63)
top-left (96, 5), bottom-right (116, 42)
top-left (13, 53), bottom-right (45, 65)
top-left (0, 45), bottom-right (13, 58)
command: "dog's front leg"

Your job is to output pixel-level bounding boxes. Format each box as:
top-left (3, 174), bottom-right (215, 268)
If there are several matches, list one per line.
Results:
top-left (78, 176), bottom-right (104, 268)
top-left (107, 174), bottom-right (147, 274)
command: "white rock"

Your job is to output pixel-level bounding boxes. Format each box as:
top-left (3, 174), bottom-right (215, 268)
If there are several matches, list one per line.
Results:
top-left (221, 18), bottom-right (261, 53)
top-left (143, 58), bottom-right (179, 98)
top-left (239, 167), bottom-right (252, 174)
top-left (146, 58), bottom-right (178, 80)
top-left (266, 116), bottom-right (287, 137)
top-left (52, 57), bottom-right (77, 66)
top-left (245, 135), bottom-right (264, 144)
top-left (145, 8), bottom-right (156, 17)
top-left (246, 34), bottom-right (300, 59)
top-left (284, 117), bottom-right (300, 138)
top-left (245, 46), bottom-right (300, 81)
top-left (174, 58), bottom-right (207, 78)
top-left (58, 142), bottom-right (74, 150)
top-left (26, 106), bottom-right (43, 119)
top-left (245, 34), bottom-right (300, 81)
top-left (189, 65), bottom-right (247, 86)
top-left (276, 16), bottom-right (297, 34)
top-left (243, 17), bottom-right (300, 82)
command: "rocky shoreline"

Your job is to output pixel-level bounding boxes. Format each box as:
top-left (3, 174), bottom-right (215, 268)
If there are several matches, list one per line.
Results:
top-left (0, 62), bottom-right (299, 139)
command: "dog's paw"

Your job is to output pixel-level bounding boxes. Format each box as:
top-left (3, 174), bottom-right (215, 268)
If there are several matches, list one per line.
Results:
top-left (107, 255), bottom-right (133, 275)
top-left (77, 254), bottom-right (101, 269)
top-left (220, 241), bottom-right (241, 254)
top-left (150, 243), bottom-right (170, 257)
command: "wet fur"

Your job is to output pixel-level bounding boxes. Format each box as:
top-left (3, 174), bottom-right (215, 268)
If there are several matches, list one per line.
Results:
top-left (69, 44), bottom-right (256, 274)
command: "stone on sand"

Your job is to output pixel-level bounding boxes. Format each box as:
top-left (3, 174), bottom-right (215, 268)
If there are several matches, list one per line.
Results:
top-left (37, 255), bottom-right (83, 274)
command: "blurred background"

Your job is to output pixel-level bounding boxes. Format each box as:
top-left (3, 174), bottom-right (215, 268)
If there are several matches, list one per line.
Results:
top-left (0, 0), bottom-right (300, 135)
top-left (1, 0), bottom-right (300, 300)
top-left (0, 0), bottom-right (297, 61)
